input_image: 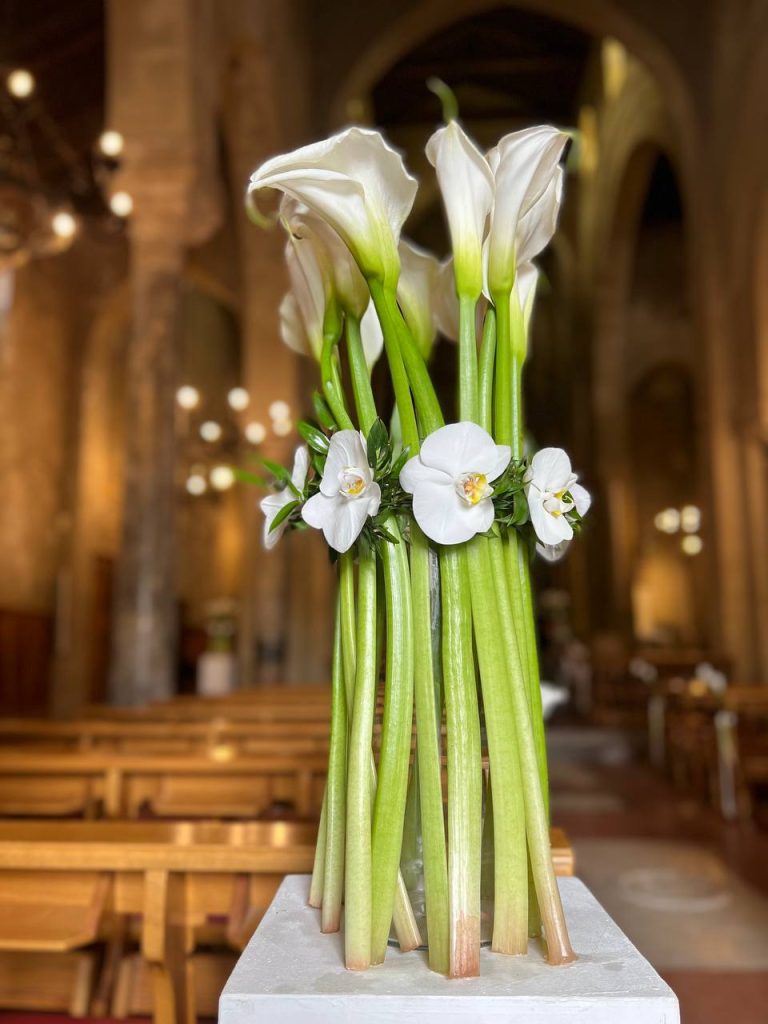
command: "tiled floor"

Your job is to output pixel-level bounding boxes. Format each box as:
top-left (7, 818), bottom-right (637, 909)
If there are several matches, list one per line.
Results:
top-left (549, 726), bottom-right (768, 1024)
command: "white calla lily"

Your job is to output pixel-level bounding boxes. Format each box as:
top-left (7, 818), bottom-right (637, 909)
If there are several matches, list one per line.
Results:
top-left (525, 447), bottom-right (591, 547)
top-left (248, 127), bottom-right (417, 285)
top-left (426, 121), bottom-right (494, 299)
top-left (283, 234), bottom-right (326, 361)
top-left (486, 126), bottom-right (568, 296)
top-left (400, 422), bottom-right (510, 545)
top-left (360, 300), bottom-right (384, 369)
top-left (302, 430), bottom-right (381, 552)
top-left (278, 291), bottom-right (311, 358)
top-left (260, 445), bottom-right (310, 550)
top-left (282, 197), bottom-right (370, 319)
top-left (433, 257), bottom-right (488, 344)
top-left (397, 238), bottom-right (440, 358)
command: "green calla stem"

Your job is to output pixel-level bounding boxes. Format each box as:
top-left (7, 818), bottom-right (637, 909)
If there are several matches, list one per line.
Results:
top-left (321, 602), bottom-right (347, 932)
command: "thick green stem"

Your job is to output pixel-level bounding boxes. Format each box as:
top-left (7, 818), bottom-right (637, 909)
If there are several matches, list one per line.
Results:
top-left (322, 605), bottom-right (347, 932)
top-left (370, 520), bottom-right (415, 962)
top-left (411, 527), bottom-right (449, 973)
top-left (339, 553), bottom-right (356, 708)
top-left (321, 330), bottom-right (354, 431)
top-left (468, 537), bottom-right (528, 954)
top-left (440, 546), bottom-right (482, 977)
top-left (478, 308), bottom-right (497, 435)
top-left (309, 788), bottom-right (327, 908)
top-left (346, 315), bottom-right (378, 431)
top-left (344, 548), bottom-right (378, 969)
top-left (458, 294), bottom-right (479, 423)
top-left (488, 540), bottom-right (574, 965)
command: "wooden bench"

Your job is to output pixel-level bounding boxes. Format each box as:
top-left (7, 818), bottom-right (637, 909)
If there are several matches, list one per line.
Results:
top-left (0, 819), bottom-right (316, 1024)
top-left (0, 751), bottom-right (328, 820)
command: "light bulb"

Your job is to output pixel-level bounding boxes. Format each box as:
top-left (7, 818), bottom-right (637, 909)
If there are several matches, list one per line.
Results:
top-left (272, 418), bottom-right (293, 438)
top-left (98, 130), bottom-right (124, 157)
top-left (227, 387), bottom-right (249, 411)
top-left (176, 385), bottom-right (200, 410)
top-left (7, 69), bottom-right (35, 99)
top-left (186, 474), bottom-right (207, 496)
top-left (653, 508), bottom-right (680, 535)
top-left (51, 210), bottom-right (78, 239)
top-left (680, 505), bottom-right (701, 534)
top-left (210, 465), bottom-right (235, 491)
top-left (269, 400), bottom-right (291, 421)
top-left (109, 191), bottom-right (133, 217)
top-left (245, 421), bottom-right (267, 445)
top-left (681, 535), bottom-right (703, 556)
top-left (200, 421), bottom-right (222, 442)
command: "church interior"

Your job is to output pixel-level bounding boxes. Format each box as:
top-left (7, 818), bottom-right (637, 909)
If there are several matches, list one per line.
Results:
top-left (0, 0), bottom-right (767, 1021)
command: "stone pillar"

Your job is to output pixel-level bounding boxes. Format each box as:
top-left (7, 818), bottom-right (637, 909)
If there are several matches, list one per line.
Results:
top-left (108, 214), bottom-right (184, 705)
top-left (105, 0), bottom-right (221, 704)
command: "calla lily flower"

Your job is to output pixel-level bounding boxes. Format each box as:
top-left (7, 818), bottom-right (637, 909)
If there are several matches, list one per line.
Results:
top-left (302, 430), bottom-right (381, 552)
top-left (248, 128), bottom-right (418, 285)
top-left (426, 121), bottom-right (494, 299)
top-left (486, 126), bottom-right (568, 296)
top-left (397, 239), bottom-right (440, 358)
top-left (360, 300), bottom-right (384, 369)
top-left (281, 197), bottom-right (370, 319)
top-left (283, 234), bottom-right (326, 361)
top-left (525, 447), bottom-right (591, 547)
top-left (260, 445), bottom-right (310, 550)
top-left (433, 257), bottom-right (488, 344)
top-left (400, 422), bottom-right (510, 545)
top-left (278, 291), bottom-right (311, 358)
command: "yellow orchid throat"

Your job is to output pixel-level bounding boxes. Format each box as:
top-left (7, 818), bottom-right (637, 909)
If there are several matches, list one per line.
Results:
top-left (456, 472), bottom-right (493, 506)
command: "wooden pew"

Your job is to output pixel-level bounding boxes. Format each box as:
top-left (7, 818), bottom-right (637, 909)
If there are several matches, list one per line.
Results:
top-left (0, 751), bottom-right (328, 820)
top-left (0, 819), bottom-right (316, 1024)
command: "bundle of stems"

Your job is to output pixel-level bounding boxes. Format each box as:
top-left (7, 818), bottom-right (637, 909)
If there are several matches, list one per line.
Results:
top-left (307, 277), bottom-right (575, 977)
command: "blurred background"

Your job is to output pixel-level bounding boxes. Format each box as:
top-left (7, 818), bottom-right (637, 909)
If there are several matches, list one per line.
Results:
top-left (0, 2), bottom-right (767, 1022)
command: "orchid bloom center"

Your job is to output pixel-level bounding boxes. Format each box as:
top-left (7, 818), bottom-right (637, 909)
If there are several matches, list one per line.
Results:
top-left (455, 472), bottom-right (493, 506)
top-left (542, 489), bottom-right (574, 518)
top-left (339, 467), bottom-right (368, 498)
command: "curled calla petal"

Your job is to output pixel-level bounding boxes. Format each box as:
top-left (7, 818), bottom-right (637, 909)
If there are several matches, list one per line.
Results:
top-left (432, 257), bottom-right (459, 342)
top-left (400, 422), bottom-right (510, 546)
top-left (301, 429), bottom-right (379, 552)
top-left (397, 238), bottom-right (440, 359)
top-left (284, 235), bottom-right (326, 361)
top-left (278, 291), bottom-right (311, 358)
top-left (360, 300), bottom-right (384, 369)
top-left (525, 446), bottom-right (590, 548)
top-left (249, 127), bottom-right (418, 285)
top-left (426, 121), bottom-right (494, 299)
top-left (486, 125), bottom-right (568, 295)
top-left (260, 445), bottom-right (310, 549)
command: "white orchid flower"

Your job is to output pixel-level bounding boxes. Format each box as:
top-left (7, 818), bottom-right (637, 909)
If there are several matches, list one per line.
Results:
top-left (248, 128), bottom-right (417, 285)
top-left (426, 121), bottom-right (494, 299)
top-left (536, 538), bottom-right (571, 562)
top-left (302, 430), bottom-right (381, 552)
top-left (400, 422), bottom-right (510, 545)
top-left (397, 239), bottom-right (440, 358)
top-left (260, 446), bottom-right (310, 550)
top-left (486, 126), bottom-right (568, 296)
top-left (525, 447), bottom-right (591, 547)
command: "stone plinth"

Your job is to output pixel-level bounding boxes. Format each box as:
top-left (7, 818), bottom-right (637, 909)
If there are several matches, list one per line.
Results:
top-left (219, 874), bottom-right (679, 1024)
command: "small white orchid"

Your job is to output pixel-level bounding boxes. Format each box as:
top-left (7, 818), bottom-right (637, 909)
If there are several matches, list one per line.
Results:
top-left (397, 238), bottom-right (440, 358)
top-left (536, 538), bottom-right (571, 563)
top-left (302, 430), bottom-right (381, 553)
top-left (426, 121), bottom-right (494, 299)
top-left (525, 447), bottom-right (590, 547)
top-left (248, 127), bottom-right (417, 286)
top-left (486, 126), bottom-right (568, 296)
top-left (400, 422), bottom-right (510, 545)
top-left (260, 446), bottom-right (310, 550)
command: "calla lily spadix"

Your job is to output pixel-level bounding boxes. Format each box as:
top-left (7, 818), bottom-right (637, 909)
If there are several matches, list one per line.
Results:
top-left (400, 422), bottom-right (510, 545)
top-left (302, 430), bottom-right (381, 552)
top-left (524, 447), bottom-right (591, 547)
top-left (259, 445), bottom-right (310, 549)
top-left (397, 238), bottom-right (440, 358)
top-left (248, 127), bottom-right (418, 286)
top-left (486, 125), bottom-right (568, 296)
top-left (426, 121), bottom-right (494, 300)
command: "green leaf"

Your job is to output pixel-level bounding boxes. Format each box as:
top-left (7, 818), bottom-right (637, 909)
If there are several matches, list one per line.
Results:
top-left (312, 391), bottom-right (337, 431)
top-left (259, 458), bottom-right (300, 497)
top-left (233, 467), bottom-right (267, 488)
top-left (390, 445), bottom-right (411, 480)
top-left (268, 499), bottom-right (299, 534)
top-left (298, 419), bottom-right (330, 455)
top-left (366, 417), bottom-right (389, 469)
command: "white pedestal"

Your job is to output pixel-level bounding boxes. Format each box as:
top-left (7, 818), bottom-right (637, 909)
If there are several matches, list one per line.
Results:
top-left (219, 874), bottom-right (679, 1024)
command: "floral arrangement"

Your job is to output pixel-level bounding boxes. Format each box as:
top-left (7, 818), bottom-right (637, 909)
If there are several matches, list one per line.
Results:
top-left (247, 104), bottom-right (590, 978)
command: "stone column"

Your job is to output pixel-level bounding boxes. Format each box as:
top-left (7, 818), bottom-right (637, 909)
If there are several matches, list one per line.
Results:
top-left (108, 213), bottom-right (184, 705)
